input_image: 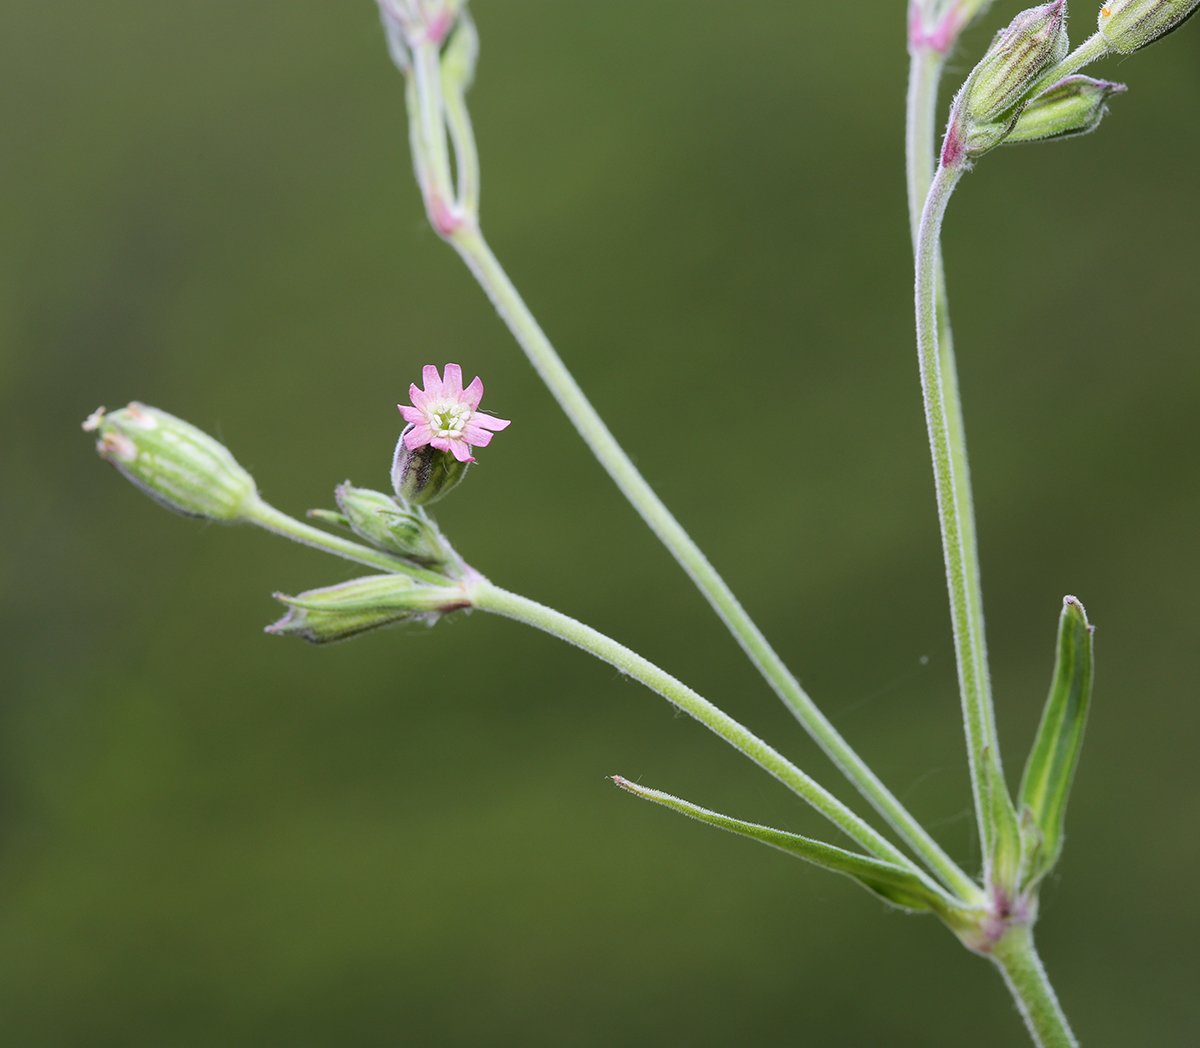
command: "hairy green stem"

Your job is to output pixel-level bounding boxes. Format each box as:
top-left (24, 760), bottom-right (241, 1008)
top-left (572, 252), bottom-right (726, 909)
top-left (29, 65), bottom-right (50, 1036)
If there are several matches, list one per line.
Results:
top-left (1026, 31), bottom-right (1112, 99)
top-left (907, 42), bottom-right (1078, 1045)
top-left (991, 925), bottom-right (1079, 1048)
top-left (442, 57), bottom-right (479, 217)
top-left (906, 46), bottom-right (944, 250)
top-left (411, 40), bottom-right (453, 201)
top-left (469, 578), bottom-right (947, 879)
top-left (447, 223), bottom-right (979, 902)
top-left (915, 163), bottom-right (1012, 861)
top-left (907, 40), bottom-right (993, 847)
top-left (246, 499), bottom-right (450, 584)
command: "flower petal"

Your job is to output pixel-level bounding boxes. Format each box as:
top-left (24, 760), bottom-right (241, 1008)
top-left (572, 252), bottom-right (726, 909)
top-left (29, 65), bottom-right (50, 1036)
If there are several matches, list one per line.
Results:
top-left (470, 413), bottom-right (511, 432)
top-left (447, 438), bottom-right (475, 463)
top-left (398, 405), bottom-right (425, 424)
top-left (404, 423), bottom-right (434, 450)
top-left (421, 365), bottom-right (443, 397)
top-left (463, 425), bottom-right (493, 447)
top-left (408, 383), bottom-right (431, 411)
top-left (462, 376), bottom-right (484, 410)
top-left (442, 363), bottom-right (463, 400)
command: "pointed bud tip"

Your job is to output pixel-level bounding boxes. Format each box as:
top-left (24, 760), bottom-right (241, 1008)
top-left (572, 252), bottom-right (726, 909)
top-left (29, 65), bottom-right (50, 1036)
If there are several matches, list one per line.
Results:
top-left (956, 0), bottom-right (1072, 128)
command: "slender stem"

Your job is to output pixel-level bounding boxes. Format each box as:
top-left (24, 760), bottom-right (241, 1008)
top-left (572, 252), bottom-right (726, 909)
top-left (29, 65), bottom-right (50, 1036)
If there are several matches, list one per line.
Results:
top-left (906, 46), bottom-right (944, 251)
top-left (916, 163), bottom-right (1009, 860)
top-left (447, 224), bottom-right (980, 903)
top-left (470, 578), bottom-right (949, 881)
top-left (245, 499), bottom-right (450, 584)
top-left (442, 71), bottom-right (480, 217)
top-left (411, 41), bottom-right (453, 199)
top-left (907, 41), bottom-right (993, 852)
top-left (1025, 32), bottom-right (1112, 100)
top-left (991, 925), bottom-right (1079, 1048)
top-left (909, 48), bottom-right (1079, 1044)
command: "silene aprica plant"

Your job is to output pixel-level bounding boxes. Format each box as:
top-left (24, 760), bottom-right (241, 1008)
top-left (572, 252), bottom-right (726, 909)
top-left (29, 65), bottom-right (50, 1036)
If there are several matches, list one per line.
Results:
top-left (84, 1), bottom-right (1200, 1044)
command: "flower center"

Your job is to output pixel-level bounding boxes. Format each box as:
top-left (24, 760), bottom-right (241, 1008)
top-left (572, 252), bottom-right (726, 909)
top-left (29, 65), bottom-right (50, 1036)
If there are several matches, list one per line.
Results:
top-left (426, 398), bottom-right (471, 439)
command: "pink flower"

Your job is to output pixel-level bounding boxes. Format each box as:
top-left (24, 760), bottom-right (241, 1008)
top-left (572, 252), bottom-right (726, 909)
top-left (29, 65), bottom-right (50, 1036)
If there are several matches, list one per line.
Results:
top-left (398, 363), bottom-right (511, 463)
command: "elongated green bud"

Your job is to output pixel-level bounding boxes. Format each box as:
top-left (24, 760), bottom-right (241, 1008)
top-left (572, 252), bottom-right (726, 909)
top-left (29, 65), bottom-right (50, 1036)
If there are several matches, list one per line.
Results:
top-left (1017, 596), bottom-right (1094, 888)
top-left (964, 1), bottom-right (1068, 122)
top-left (266, 574), bottom-right (469, 644)
top-left (334, 482), bottom-right (448, 564)
top-left (391, 428), bottom-right (469, 506)
top-left (1004, 75), bottom-right (1127, 142)
top-left (1098, 0), bottom-right (1200, 52)
top-left (84, 404), bottom-right (257, 521)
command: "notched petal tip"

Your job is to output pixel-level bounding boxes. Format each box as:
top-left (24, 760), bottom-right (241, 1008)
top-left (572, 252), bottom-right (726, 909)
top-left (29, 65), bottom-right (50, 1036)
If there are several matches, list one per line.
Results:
top-left (421, 364), bottom-right (443, 396)
top-left (442, 363), bottom-right (464, 397)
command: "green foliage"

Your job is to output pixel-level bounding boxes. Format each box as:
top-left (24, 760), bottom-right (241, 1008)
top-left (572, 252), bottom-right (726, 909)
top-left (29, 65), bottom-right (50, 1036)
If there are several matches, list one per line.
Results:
top-left (1018, 597), bottom-right (1095, 888)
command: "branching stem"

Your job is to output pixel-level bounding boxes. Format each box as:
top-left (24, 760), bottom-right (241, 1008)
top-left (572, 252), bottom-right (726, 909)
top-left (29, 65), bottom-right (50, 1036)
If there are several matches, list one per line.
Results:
top-left (469, 578), bottom-right (948, 883)
top-left (907, 35), bottom-right (1079, 1047)
top-left (246, 499), bottom-right (450, 585)
top-left (448, 224), bottom-right (981, 903)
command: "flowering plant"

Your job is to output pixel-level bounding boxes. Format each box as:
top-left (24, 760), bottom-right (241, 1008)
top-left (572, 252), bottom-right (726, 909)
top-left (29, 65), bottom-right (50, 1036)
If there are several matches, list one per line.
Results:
top-left (26, 0), bottom-right (1197, 1043)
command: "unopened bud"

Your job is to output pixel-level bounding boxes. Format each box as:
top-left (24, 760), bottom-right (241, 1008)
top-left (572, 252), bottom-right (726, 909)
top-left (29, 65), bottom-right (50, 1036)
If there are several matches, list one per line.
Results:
top-left (266, 574), bottom-right (469, 644)
top-left (85, 403), bottom-right (257, 521)
top-left (391, 427), bottom-right (469, 506)
top-left (1098, 0), bottom-right (1200, 53)
top-left (964, 1), bottom-right (1069, 122)
top-left (334, 482), bottom-right (448, 564)
top-left (1004, 75), bottom-right (1127, 142)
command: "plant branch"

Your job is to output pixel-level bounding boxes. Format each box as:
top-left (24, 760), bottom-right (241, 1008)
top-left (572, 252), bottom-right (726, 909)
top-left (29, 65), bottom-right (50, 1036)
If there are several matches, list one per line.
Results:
top-left (915, 162), bottom-right (1015, 865)
top-left (447, 224), bottom-right (980, 902)
top-left (245, 499), bottom-right (451, 585)
top-left (907, 36), bottom-right (993, 852)
top-left (1026, 31), bottom-right (1112, 99)
top-left (468, 577), bottom-right (951, 881)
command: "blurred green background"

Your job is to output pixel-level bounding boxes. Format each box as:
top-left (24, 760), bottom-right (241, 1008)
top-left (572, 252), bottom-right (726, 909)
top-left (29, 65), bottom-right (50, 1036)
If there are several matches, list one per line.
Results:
top-left (2, 1), bottom-right (1197, 1044)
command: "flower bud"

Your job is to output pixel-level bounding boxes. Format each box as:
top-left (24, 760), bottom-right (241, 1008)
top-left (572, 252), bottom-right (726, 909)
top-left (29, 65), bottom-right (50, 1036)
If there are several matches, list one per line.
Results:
top-left (84, 403), bottom-right (257, 521)
top-left (1097, 0), bottom-right (1200, 53)
top-left (391, 427), bottom-right (469, 506)
top-left (266, 574), bottom-right (469, 644)
top-left (964, 1), bottom-right (1069, 122)
top-left (1004, 75), bottom-right (1127, 143)
top-left (334, 482), bottom-right (448, 564)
